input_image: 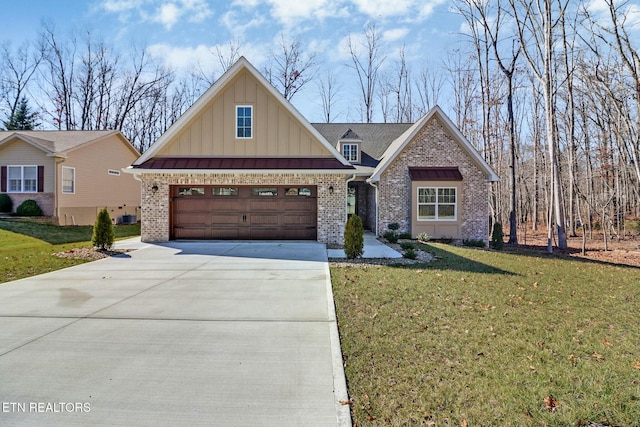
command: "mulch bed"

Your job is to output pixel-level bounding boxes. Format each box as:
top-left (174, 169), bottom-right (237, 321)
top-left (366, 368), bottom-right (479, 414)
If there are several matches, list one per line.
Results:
top-left (53, 247), bottom-right (131, 260)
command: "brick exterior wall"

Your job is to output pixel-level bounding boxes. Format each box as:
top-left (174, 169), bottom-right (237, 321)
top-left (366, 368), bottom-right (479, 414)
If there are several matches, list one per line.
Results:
top-left (139, 172), bottom-right (347, 244)
top-left (377, 117), bottom-right (491, 242)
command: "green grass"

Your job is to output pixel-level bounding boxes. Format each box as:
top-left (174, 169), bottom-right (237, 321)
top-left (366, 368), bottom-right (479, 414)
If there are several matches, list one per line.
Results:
top-left (331, 243), bottom-right (640, 426)
top-left (0, 220), bottom-right (140, 283)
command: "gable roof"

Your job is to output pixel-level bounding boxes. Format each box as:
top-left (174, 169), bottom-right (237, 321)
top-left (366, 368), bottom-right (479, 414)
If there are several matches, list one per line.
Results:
top-left (0, 130), bottom-right (138, 157)
top-left (367, 106), bottom-right (500, 183)
top-left (134, 57), bottom-right (351, 168)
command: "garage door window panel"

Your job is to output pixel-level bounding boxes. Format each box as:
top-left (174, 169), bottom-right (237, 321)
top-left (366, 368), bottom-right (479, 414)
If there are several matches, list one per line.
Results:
top-left (252, 187), bottom-right (278, 196)
top-left (179, 187), bottom-right (205, 196)
top-left (212, 187), bottom-right (238, 196)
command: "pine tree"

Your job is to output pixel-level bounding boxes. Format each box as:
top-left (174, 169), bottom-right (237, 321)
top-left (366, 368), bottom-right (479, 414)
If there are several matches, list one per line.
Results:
top-left (3, 97), bottom-right (40, 130)
top-left (92, 208), bottom-right (115, 250)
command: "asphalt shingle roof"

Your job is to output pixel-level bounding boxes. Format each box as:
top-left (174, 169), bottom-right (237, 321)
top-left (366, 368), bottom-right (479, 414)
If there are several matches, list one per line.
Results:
top-left (0, 130), bottom-right (121, 154)
top-left (311, 123), bottom-right (413, 161)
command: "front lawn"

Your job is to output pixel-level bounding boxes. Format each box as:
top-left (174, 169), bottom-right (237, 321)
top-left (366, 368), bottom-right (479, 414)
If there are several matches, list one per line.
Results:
top-left (0, 221), bottom-right (141, 283)
top-left (331, 243), bottom-right (640, 426)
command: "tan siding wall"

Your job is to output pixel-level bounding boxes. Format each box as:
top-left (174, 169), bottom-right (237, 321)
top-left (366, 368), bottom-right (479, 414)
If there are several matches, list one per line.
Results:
top-left (157, 70), bottom-right (332, 158)
top-left (138, 172), bottom-right (347, 244)
top-left (0, 139), bottom-right (56, 193)
top-left (378, 117), bottom-right (490, 242)
top-left (57, 135), bottom-right (140, 225)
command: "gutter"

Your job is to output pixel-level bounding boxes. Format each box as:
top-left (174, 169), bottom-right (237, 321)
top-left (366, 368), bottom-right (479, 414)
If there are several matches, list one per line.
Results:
top-left (345, 173), bottom-right (357, 222)
top-left (121, 167), bottom-right (356, 176)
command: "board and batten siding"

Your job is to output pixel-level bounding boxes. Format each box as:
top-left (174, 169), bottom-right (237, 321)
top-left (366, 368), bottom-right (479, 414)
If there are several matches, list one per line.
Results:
top-left (157, 70), bottom-right (333, 158)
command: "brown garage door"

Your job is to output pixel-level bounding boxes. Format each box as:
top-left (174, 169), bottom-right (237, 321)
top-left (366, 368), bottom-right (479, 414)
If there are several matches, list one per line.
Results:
top-left (171, 185), bottom-right (317, 240)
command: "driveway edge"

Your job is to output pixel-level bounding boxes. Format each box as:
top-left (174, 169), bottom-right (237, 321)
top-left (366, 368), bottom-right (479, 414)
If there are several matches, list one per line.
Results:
top-left (323, 258), bottom-right (352, 427)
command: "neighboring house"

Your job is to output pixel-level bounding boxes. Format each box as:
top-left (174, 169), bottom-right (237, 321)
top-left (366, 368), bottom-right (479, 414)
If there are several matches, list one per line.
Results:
top-left (0, 130), bottom-right (141, 226)
top-left (127, 57), bottom-right (499, 245)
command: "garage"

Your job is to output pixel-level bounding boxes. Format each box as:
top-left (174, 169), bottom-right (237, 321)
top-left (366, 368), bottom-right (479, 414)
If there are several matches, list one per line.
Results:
top-left (171, 185), bottom-right (317, 240)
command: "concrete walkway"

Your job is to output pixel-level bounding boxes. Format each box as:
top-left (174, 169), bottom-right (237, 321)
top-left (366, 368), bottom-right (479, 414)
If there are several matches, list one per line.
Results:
top-left (0, 239), bottom-right (350, 427)
top-left (327, 231), bottom-right (402, 258)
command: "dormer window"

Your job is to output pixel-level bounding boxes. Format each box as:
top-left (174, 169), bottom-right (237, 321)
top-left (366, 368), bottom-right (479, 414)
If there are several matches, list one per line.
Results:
top-left (341, 144), bottom-right (359, 162)
top-left (338, 128), bottom-right (362, 164)
top-left (236, 105), bottom-right (253, 139)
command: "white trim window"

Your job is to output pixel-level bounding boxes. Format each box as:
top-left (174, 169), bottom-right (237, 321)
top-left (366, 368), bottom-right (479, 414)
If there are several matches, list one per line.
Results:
top-left (62, 166), bottom-right (75, 194)
top-left (236, 105), bottom-right (253, 139)
top-left (417, 187), bottom-right (457, 221)
top-left (8, 165), bottom-right (37, 193)
top-left (341, 144), bottom-right (359, 162)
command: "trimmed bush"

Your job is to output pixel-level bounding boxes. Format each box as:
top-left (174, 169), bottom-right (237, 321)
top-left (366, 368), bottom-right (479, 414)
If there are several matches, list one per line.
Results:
top-left (16, 199), bottom-right (42, 216)
top-left (417, 232), bottom-right (430, 243)
top-left (92, 208), bottom-right (115, 250)
top-left (0, 194), bottom-right (12, 213)
top-left (463, 238), bottom-right (487, 248)
top-left (403, 248), bottom-right (417, 259)
top-left (387, 222), bottom-right (400, 231)
top-left (400, 241), bottom-right (415, 250)
top-left (491, 222), bottom-right (504, 250)
top-left (344, 215), bottom-right (364, 259)
top-left (383, 230), bottom-right (398, 243)
top-left (398, 232), bottom-right (412, 239)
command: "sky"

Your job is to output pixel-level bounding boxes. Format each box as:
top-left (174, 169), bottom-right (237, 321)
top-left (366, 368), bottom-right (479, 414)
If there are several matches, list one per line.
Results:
top-left (2, 1), bottom-right (636, 123)
top-left (1, 0), bottom-right (470, 122)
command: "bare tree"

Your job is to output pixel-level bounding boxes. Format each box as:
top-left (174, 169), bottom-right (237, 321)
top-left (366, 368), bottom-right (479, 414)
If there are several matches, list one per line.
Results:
top-left (0, 41), bottom-right (44, 121)
top-left (264, 34), bottom-right (316, 101)
top-left (347, 23), bottom-right (386, 123)
top-left (316, 69), bottom-right (342, 123)
top-left (415, 64), bottom-right (444, 115)
top-left (509, 0), bottom-right (569, 251)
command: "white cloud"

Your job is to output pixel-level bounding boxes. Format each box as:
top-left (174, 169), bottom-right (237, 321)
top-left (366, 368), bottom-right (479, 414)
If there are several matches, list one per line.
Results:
top-left (383, 28), bottom-right (409, 42)
top-left (100, 0), bottom-right (212, 30)
top-left (147, 43), bottom-right (216, 73)
top-left (230, 0), bottom-right (348, 27)
top-left (350, 0), bottom-right (446, 21)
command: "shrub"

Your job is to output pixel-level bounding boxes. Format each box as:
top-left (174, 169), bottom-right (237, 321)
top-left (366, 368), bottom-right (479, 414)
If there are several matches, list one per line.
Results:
top-left (344, 215), bottom-right (364, 259)
top-left (92, 208), bottom-right (115, 250)
top-left (417, 232), bottom-right (430, 243)
top-left (387, 222), bottom-right (400, 231)
top-left (398, 232), bottom-right (412, 239)
top-left (400, 241), bottom-right (415, 250)
top-left (16, 199), bottom-right (42, 216)
top-left (463, 238), bottom-right (486, 248)
top-left (383, 230), bottom-right (399, 243)
top-left (0, 194), bottom-right (12, 213)
top-left (403, 248), bottom-right (417, 259)
top-left (491, 222), bottom-right (504, 250)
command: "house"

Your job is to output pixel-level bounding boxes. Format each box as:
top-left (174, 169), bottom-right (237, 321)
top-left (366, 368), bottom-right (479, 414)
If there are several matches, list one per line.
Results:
top-left (0, 130), bottom-right (141, 225)
top-left (127, 57), bottom-right (499, 245)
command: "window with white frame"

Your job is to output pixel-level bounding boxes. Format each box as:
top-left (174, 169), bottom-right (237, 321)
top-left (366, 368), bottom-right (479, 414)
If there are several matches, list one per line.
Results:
top-left (62, 167), bottom-right (75, 194)
top-left (236, 105), bottom-right (253, 138)
top-left (417, 187), bottom-right (457, 221)
top-left (341, 144), bottom-right (359, 162)
top-left (7, 165), bottom-right (37, 193)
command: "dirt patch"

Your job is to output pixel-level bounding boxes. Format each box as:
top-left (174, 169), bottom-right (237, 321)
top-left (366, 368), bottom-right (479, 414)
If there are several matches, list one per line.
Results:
top-left (505, 230), bottom-right (640, 268)
top-left (53, 247), bottom-right (131, 261)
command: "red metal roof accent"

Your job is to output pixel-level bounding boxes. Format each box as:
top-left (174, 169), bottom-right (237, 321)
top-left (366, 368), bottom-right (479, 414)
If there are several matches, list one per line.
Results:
top-left (134, 157), bottom-right (355, 170)
top-left (408, 167), bottom-right (463, 181)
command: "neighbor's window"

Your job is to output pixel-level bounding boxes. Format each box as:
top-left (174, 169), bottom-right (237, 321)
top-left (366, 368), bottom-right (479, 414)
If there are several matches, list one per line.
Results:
top-left (212, 187), bottom-right (238, 196)
top-left (8, 165), bottom-right (37, 193)
top-left (62, 167), bottom-right (75, 194)
top-left (341, 144), bottom-right (359, 162)
top-left (417, 187), bottom-right (457, 221)
top-left (236, 105), bottom-right (253, 139)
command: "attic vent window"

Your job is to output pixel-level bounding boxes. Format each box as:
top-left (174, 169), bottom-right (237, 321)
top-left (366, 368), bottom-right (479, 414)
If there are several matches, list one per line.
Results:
top-left (108, 169), bottom-right (121, 176)
top-left (236, 105), bottom-right (253, 139)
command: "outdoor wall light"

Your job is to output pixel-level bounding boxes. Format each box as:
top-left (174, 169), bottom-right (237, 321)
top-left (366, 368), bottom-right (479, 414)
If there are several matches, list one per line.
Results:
top-left (151, 184), bottom-right (159, 193)
top-left (328, 185), bottom-right (334, 194)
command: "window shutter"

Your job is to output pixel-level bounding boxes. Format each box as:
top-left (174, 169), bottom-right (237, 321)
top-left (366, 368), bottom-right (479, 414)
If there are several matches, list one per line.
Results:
top-left (1, 166), bottom-right (6, 192)
top-left (38, 166), bottom-right (44, 193)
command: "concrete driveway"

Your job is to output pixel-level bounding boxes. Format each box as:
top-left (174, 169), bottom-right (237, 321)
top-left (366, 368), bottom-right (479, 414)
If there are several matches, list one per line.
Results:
top-left (0, 240), bottom-right (350, 427)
